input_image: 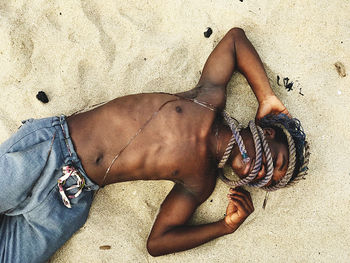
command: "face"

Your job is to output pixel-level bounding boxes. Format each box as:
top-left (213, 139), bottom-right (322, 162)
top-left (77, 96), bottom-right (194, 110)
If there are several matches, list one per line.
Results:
top-left (230, 127), bottom-right (289, 186)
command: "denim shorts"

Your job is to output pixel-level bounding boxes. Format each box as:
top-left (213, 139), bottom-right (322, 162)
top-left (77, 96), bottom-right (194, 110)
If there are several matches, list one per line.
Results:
top-left (0, 115), bottom-right (99, 263)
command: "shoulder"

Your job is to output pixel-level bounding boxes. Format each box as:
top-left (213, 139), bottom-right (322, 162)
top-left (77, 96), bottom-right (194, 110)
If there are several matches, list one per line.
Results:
top-left (177, 84), bottom-right (226, 111)
top-left (182, 170), bottom-right (218, 204)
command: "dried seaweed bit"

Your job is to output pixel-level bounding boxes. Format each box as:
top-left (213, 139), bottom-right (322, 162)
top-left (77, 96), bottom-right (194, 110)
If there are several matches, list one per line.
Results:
top-left (262, 192), bottom-right (269, 209)
top-left (286, 82), bottom-right (294, 91)
top-left (277, 75), bottom-right (281, 86)
top-left (299, 88), bottom-right (304, 96)
top-left (283, 77), bottom-right (294, 91)
top-left (99, 245), bottom-right (111, 250)
top-left (204, 27), bottom-right (213, 38)
top-left (334, 61), bottom-right (346, 77)
top-left (36, 91), bottom-right (49, 103)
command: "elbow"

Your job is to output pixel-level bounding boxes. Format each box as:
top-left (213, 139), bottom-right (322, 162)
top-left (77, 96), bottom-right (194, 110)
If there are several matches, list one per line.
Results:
top-left (146, 238), bottom-right (162, 257)
top-left (228, 27), bottom-right (246, 37)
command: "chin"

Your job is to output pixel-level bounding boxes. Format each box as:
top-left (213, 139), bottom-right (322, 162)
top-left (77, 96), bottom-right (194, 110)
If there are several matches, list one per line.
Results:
top-left (230, 165), bottom-right (245, 179)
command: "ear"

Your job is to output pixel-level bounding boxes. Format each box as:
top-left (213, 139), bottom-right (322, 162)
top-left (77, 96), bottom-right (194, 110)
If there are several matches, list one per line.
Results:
top-left (263, 128), bottom-right (276, 139)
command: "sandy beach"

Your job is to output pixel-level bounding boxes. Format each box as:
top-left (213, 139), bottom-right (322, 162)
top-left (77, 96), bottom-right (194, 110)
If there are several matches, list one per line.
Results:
top-left (1, 0), bottom-right (350, 262)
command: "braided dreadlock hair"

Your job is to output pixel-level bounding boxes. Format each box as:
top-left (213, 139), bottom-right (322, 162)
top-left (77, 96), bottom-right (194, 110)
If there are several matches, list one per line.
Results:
top-left (257, 114), bottom-right (309, 186)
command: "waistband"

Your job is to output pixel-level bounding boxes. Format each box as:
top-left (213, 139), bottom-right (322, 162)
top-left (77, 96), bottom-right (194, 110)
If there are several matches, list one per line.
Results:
top-left (52, 115), bottom-right (99, 191)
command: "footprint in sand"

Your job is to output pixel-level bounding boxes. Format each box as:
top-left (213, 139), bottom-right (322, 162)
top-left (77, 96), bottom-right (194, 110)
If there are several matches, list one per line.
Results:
top-left (80, 0), bottom-right (116, 70)
top-left (8, 18), bottom-right (34, 80)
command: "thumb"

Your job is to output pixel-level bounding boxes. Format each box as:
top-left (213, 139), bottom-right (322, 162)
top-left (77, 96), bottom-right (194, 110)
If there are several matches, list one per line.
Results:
top-left (226, 198), bottom-right (238, 214)
top-left (255, 110), bottom-right (263, 121)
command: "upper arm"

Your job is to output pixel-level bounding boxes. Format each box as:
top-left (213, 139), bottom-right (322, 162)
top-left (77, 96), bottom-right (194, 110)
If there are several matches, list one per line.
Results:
top-left (197, 28), bottom-right (238, 88)
top-left (148, 182), bottom-right (214, 240)
top-left (178, 28), bottom-right (241, 109)
top-left (148, 184), bottom-right (200, 237)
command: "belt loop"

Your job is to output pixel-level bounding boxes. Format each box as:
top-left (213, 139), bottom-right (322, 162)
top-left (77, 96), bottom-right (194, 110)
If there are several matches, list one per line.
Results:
top-left (59, 115), bottom-right (72, 157)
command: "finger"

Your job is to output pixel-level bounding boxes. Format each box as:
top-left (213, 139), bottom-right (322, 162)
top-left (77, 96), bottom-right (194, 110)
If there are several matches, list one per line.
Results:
top-left (229, 189), bottom-right (254, 211)
top-left (230, 198), bottom-right (250, 216)
top-left (280, 108), bottom-right (292, 118)
top-left (229, 189), bottom-right (252, 207)
top-left (230, 193), bottom-right (254, 212)
top-left (229, 186), bottom-right (247, 193)
top-left (226, 198), bottom-right (238, 212)
top-left (230, 187), bottom-right (251, 198)
top-left (255, 113), bottom-right (262, 121)
top-left (228, 194), bottom-right (251, 213)
top-left (238, 195), bottom-right (254, 214)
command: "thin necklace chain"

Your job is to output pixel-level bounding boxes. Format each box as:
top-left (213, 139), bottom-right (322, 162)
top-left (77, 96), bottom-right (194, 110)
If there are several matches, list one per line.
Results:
top-left (100, 93), bottom-right (217, 187)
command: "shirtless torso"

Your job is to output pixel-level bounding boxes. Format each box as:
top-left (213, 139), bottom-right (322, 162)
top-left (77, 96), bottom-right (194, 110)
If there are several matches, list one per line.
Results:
top-left (66, 27), bottom-right (289, 256)
top-left (67, 91), bottom-right (219, 197)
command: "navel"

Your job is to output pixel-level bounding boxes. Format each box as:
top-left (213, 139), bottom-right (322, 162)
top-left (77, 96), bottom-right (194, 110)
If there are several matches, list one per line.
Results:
top-left (95, 154), bottom-right (103, 165)
top-left (172, 170), bottom-right (179, 177)
top-left (175, 106), bottom-right (182, 113)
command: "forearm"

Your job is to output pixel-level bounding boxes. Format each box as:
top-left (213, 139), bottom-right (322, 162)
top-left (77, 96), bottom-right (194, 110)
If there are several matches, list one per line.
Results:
top-left (231, 28), bottom-right (275, 103)
top-left (147, 219), bottom-right (238, 257)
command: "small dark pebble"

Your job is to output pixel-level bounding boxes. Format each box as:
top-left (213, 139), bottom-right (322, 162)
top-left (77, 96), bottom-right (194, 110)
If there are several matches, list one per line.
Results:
top-left (341, 41), bottom-right (343, 44)
top-left (59, 12), bottom-right (62, 15)
top-left (204, 27), bottom-right (213, 38)
top-left (99, 245), bottom-right (111, 250)
top-left (240, 0), bottom-right (243, 2)
top-left (36, 91), bottom-right (49, 103)
top-left (210, 199), bottom-right (213, 202)
top-left (144, 58), bottom-right (147, 61)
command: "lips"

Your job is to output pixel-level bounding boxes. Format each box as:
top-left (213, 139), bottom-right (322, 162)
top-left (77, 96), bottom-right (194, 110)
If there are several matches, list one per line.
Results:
top-left (242, 158), bottom-right (255, 177)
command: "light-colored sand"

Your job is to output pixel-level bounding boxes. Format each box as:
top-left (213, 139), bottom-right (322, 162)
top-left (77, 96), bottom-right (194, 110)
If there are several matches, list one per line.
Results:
top-left (1, 0), bottom-right (350, 262)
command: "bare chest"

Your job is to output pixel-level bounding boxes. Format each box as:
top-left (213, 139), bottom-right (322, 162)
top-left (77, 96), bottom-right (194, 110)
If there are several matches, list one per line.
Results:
top-left (109, 102), bottom-right (215, 182)
top-left (68, 93), bottom-right (217, 186)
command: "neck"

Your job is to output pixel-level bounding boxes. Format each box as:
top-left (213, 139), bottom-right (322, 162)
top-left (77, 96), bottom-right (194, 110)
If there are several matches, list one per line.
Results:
top-left (210, 120), bottom-right (236, 164)
top-left (210, 120), bottom-right (252, 167)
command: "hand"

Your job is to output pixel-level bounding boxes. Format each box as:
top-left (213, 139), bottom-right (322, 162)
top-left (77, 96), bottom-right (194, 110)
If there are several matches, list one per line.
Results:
top-left (224, 187), bottom-right (254, 232)
top-left (256, 95), bottom-right (291, 120)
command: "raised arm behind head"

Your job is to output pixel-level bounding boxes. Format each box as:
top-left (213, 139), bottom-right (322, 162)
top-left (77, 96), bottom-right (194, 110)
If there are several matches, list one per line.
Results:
top-left (180, 27), bottom-right (289, 119)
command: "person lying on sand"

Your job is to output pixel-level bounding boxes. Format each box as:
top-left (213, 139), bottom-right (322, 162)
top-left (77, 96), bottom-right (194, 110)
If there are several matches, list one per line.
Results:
top-left (0, 27), bottom-right (309, 262)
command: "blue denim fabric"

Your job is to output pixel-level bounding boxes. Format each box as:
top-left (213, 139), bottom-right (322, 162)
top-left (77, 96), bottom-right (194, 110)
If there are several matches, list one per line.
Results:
top-left (0, 115), bottom-right (99, 263)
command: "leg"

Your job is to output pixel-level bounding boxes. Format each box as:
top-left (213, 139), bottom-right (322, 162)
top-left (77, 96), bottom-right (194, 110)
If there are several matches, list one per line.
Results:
top-left (0, 185), bottom-right (94, 263)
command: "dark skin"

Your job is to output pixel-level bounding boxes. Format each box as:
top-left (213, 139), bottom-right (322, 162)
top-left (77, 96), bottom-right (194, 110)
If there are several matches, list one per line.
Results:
top-left (67, 27), bottom-right (290, 256)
